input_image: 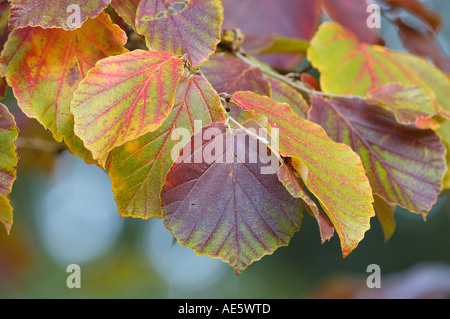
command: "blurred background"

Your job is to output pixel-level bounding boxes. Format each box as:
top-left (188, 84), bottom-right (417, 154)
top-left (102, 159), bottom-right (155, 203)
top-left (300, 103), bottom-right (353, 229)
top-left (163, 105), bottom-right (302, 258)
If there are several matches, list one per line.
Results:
top-left (1, 0), bottom-right (449, 299)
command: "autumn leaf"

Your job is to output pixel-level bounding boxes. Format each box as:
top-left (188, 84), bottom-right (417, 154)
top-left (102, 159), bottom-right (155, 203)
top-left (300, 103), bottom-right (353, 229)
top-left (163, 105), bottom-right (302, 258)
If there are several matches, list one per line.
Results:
top-left (222, 0), bottom-right (321, 70)
top-left (0, 104), bottom-right (19, 234)
top-left (161, 122), bottom-right (303, 274)
top-left (106, 74), bottom-right (226, 219)
top-left (9, 0), bottom-right (111, 30)
top-left (202, 52), bottom-right (271, 122)
top-left (277, 162), bottom-right (334, 243)
top-left (0, 1), bottom-right (8, 53)
top-left (135, 0), bottom-right (223, 69)
top-left (373, 195), bottom-right (396, 242)
top-left (71, 49), bottom-right (184, 166)
top-left (111, 0), bottom-right (140, 27)
top-left (0, 1), bottom-right (10, 99)
top-left (222, 0), bottom-right (319, 41)
top-left (232, 91), bottom-right (375, 257)
top-left (437, 121), bottom-right (450, 190)
top-left (390, 50), bottom-right (450, 114)
top-left (202, 53), bottom-right (271, 97)
top-left (367, 83), bottom-right (437, 126)
top-left (308, 96), bottom-right (447, 216)
top-left (443, 141), bottom-right (450, 190)
top-left (0, 13), bottom-right (128, 165)
top-left (307, 22), bottom-right (450, 116)
top-left (267, 77), bottom-right (309, 118)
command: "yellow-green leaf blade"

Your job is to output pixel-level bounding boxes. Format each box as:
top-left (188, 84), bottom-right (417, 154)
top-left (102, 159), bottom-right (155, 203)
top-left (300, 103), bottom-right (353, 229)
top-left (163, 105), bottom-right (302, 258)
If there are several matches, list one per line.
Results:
top-left (71, 50), bottom-right (184, 165)
top-left (0, 104), bottom-right (18, 234)
top-left (373, 195), bottom-right (396, 242)
top-left (307, 22), bottom-right (450, 116)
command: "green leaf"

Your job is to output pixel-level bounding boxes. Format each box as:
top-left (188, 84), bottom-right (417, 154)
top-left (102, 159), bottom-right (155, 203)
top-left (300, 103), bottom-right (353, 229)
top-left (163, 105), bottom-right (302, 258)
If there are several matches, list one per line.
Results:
top-left (308, 96), bottom-right (447, 216)
top-left (136, 0), bottom-right (223, 69)
top-left (162, 122), bottom-right (303, 274)
top-left (106, 74), bottom-right (226, 219)
top-left (0, 104), bottom-right (19, 234)
top-left (0, 13), bottom-right (127, 165)
top-left (232, 91), bottom-right (375, 257)
top-left (9, 0), bottom-right (111, 30)
top-left (71, 50), bottom-right (184, 166)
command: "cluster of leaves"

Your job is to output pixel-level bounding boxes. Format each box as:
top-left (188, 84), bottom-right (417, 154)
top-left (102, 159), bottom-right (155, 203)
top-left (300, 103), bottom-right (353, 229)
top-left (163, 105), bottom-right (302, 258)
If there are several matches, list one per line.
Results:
top-left (0, 0), bottom-right (449, 275)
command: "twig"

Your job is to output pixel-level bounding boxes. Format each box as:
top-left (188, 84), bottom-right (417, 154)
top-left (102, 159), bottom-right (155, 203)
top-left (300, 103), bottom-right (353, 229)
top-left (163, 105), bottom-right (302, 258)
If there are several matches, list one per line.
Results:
top-left (218, 94), bottom-right (283, 164)
top-left (234, 52), bottom-right (363, 100)
top-left (217, 95), bottom-right (267, 144)
top-left (16, 137), bottom-right (65, 153)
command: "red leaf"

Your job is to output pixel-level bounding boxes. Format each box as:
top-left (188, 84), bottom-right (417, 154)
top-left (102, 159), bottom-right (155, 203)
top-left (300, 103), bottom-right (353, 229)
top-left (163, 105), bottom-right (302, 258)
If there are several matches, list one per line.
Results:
top-left (222, 0), bottom-right (321, 71)
top-left (9, 0), bottom-right (111, 30)
top-left (308, 96), bottom-right (447, 216)
top-left (162, 123), bottom-right (303, 274)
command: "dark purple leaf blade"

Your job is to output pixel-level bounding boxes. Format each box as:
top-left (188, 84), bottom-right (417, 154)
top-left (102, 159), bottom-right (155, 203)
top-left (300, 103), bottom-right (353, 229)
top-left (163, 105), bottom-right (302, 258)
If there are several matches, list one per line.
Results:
top-left (161, 123), bottom-right (303, 274)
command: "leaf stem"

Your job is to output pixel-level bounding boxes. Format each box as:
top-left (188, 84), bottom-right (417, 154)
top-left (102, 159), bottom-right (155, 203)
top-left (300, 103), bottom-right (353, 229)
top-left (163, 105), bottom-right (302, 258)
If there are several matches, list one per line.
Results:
top-left (197, 69), bottom-right (283, 164)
